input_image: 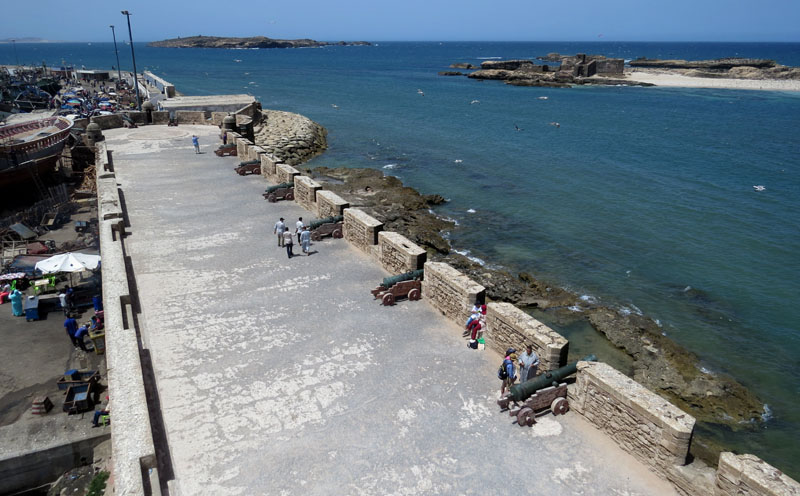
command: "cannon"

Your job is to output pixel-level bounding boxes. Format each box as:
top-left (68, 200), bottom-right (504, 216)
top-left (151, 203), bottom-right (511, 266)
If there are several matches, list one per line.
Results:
top-left (309, 215), bottom-right (344, 241)
top-left (497, 354), bottom-right (597, 424)
top-left (215, 143), bottom-right (237, 157)
top-left (263, 182), bottom-right (295, 202)
top-left (371, 269), bottom-right (424, 306)
top-left (235, 159), bottom-right (261, 176)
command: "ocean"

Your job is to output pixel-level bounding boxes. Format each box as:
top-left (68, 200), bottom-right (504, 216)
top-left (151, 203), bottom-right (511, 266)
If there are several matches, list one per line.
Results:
top-left (3, 41), bottom-right (799, 476)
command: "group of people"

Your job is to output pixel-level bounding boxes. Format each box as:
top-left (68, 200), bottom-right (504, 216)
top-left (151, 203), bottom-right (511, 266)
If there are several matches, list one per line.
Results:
top-left (273, 217), bottom-right (313, 258)
top-left (499, 345), bottom-right (540, 396)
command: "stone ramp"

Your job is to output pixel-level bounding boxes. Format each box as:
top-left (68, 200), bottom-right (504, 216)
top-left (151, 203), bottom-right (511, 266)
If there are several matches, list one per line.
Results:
top-left (104, 125), bottom-right (676, 496)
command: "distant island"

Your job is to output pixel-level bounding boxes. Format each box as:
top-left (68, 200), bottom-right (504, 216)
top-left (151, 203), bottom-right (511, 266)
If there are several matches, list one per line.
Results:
top-left (148, 36), bottom-right (371, 49)
top-left (0, 37), bottom-right (53, 44)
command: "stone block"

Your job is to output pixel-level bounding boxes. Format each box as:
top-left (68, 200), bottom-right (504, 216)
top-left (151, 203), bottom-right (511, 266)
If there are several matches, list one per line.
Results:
top-left (260, 154), bottom-right (279, 181)
top-left (151, 111), bottom-right (170, 124)
top-left (485, 302), bottom-right (568, 370)
top-left (236, 137), bottom-right (253, 159)
top-left (293, 175), bottom-right (322, 213)
top-left (175, 110), bottom-right (208, 125)
top-left (343, 208), bottom-right (383, 253)
top-left (422, 262), bottom-right (485, 327)
top-left (714, 452), bottom-right (800, 496)
top-left (317, 190), bottom-right (350, 218)
top-left (378, 231), bottom-right (426, 275)
top-left (569, 361), bottom-right (695, 479)
top-left (276, 163), bottom-right (300, 184)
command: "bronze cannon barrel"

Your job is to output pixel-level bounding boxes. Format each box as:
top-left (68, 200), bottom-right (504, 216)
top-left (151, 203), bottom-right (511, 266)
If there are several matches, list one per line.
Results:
top-left (508, 354), bottom-right (597, 403)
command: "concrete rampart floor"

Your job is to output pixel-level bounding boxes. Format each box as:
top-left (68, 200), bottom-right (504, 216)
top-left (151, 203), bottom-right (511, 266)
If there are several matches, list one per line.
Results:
top-left (105, 125), bottom-right (677, 496)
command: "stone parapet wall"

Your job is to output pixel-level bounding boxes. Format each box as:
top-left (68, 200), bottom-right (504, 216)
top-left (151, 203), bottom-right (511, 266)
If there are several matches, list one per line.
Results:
top-left (485, 302), bottom-right (568, 370)
top-left (123, 111), bottom-right (147, 125)
top-left (95, 156), bottom-right (160, 495)
top-left (316, 190), bottom-right (350, 218)
top-left (90, 114), bottom-right (124, 130)
top-left (236, 137), bottom-right (253, 159)
top-left (211, 112), bottom-right (228, 127)
top-left (176, 110), bottom-right (208, 125)
top-left (714, 453), bottom-right (800, 496)
top-left (260, 154), bottom-right (280, 182)
top-left (378, 231), bottom-right (427, 275)
top-left (293, 175), bottom-right (322, 212)
top-left (423, 262), bottom-right (486, 326)
top-left (569, 361), bottom-right (695, 480)
top-left (151, 111), bottom-right (170, 125)
top-left (343, 208), bottom-right (383, 253)
top-left (276, 163), bottom-right (300, 184)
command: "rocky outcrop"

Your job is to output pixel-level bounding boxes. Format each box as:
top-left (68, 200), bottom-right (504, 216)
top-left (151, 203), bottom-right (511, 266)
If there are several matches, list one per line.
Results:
top-left (449, 63), bottom-right (477, 69)
top-left (252, 110), bottom-right (327, 166)
top-left (149, 36), bottom-right (371, 49)
top-left (630, 58), bottom-right (777, 70)
top-left (438, 71), bottom-right (464, 76)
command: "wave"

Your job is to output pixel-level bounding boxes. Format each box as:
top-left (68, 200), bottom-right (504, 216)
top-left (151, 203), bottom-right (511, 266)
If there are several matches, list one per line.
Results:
top-left (467, 208), bottom-right (476, 213)
top-left (568, 305), bottom-right (583, 312)
top-left (477, 56), bottom-right (502, 60)
top-left (454, 249), bottom-right (486, 266)
top-left (383, 163), bottom-right (398, 169)
top-left (579, 294), bottom-right (598, 304)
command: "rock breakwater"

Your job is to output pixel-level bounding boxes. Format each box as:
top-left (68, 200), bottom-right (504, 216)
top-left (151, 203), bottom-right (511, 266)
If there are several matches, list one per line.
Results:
top-left (253, 110), bottom-right (327, 166)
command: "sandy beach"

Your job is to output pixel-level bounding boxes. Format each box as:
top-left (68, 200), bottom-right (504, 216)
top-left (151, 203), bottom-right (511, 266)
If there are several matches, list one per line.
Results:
top-left (623, 69), bottom-right (800, 91)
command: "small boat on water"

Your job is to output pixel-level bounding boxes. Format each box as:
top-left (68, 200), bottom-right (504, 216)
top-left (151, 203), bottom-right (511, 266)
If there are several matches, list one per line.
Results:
top-left (0, 116), bottom-right (74, 194)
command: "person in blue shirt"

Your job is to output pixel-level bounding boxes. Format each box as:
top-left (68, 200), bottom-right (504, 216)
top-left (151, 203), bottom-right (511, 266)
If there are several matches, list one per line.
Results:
top-left (500, 352), bottom-right (518, 397)
top-left (63, 317), bottom-right (87, 351)
top-left (9, 289), bottom-right (23, 317)
top-left (192, 135), bottom-right (200, 154)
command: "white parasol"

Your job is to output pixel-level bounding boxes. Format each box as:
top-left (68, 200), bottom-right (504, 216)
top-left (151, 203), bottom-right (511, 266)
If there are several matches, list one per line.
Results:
top-left (35, 252), bottom-right (101, 274)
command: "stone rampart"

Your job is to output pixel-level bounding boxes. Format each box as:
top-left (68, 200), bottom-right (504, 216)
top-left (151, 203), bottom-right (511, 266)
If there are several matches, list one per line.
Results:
top-left (123, 111), bottom-right (147, 125)
top-left (343, 208), bottom-right (383, 254)
top-left (176, 110), bottom-right (208, 125)
top-left (422, 262), bottom-right (486, 326)
top-left (276, 163), bottom-right (300, 184)
top-left (211, 112), bottom-right (227, 127)
top-left (569, 361), bottom-right (695, 480)
top-left (90, 114), bottom-right (124, 130)
top-left (236, 137), bottom-right (253, 160)
top-left (96, 150), bottom-right (160, 495)
top-left (151, 111), bottom-right (170, 125)
top-left (378, 231), bottom-right (426, 274)
top-left (714, 453), bottom-right (800, 496)
top-left (485, 302), bottom-right (568, 370)
top-left (316, 190), bottom-right (350, 218)
top-left (252, 109), bottom-right (327, 166)
top-left (260, 153), bottom-right (280, 182)
top-left (293, 175), bottom-right (322, 213)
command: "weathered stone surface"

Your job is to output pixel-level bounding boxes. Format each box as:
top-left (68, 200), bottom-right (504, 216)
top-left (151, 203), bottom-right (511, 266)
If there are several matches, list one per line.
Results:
top-left (485, 302), bottom-right (568, 371)
top-left (276, 163), bottom-right (300, 184)
top-left (423, 262), bottom-right (485, 328)
top-left (236, 137), bottom-right (253, 160)
top-left (714, 453), bottom-right (800, 496)
top-left (316, 190), bottom-right (349, 218)
top-left (252, 110), bottom-right (327, 166)
top-left (176, 110), bottom-right (208, 125)
top-left (343, 208), bottom-right (383, 253)
top-left (260, 153), bottom-right (279, 182)
top-left (293, 175), bottom-right (322, 213)
top-left (378, 231), bottom-right (426, 275)
top-left (569, 361), bottom-right (695, 479)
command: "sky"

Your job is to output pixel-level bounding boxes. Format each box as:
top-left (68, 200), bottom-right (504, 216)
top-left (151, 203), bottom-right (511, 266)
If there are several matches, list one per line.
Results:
top-left (1, 0), bottom-right (799, 42)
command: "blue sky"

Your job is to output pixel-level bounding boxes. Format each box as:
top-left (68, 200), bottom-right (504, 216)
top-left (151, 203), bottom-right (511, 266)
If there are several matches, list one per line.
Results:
top-left (1, 0), bottom-right (798, 42)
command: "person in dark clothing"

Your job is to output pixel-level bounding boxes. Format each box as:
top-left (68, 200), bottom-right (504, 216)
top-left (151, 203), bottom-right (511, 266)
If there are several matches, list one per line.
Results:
top-left (64, 317), bottom-right (87, 351)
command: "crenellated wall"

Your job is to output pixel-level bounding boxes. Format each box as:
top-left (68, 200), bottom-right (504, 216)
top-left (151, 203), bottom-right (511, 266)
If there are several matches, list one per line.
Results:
top-left (422, 261), bottom-right (486, 327)
top-left (236, 137), bottom-right (253, 159)
top-left (293, 175), bottom-right (322, 213)
top-left (316, 190), bottom-right (349, 218)
top-left (714, 453), bottom-right (800, 496)
top-left (343, 208), bottom-right (383, 254)
top-left (378, 231), bottom-right (426, 275)
top-left (276, 163), bottom-right (300, 184)
top-left (485, 302), bottom-right (568, 370)
top-left (569, 361), bottom-right (695, 481)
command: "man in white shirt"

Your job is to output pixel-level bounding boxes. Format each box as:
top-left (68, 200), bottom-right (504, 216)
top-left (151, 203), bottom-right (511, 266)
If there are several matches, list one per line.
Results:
top-left (295, 217), bottom-right (305, 244)
top-left (273, 217), bottom-right (286, 247)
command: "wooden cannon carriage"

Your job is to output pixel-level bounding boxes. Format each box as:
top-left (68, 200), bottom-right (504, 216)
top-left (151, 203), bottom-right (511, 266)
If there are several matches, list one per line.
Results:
top-left (309, 215), bottom-right (344, 241)
top-left (215, 143), bottom-right (237, 157)
top-left (263, 182), bottom-right (295, 202)
top-left (235, 160), bottom-right (261, 176)
top-left (370, 269), bottom-right (424, 306)
top-left (506, 383), bottom-right (569, 426)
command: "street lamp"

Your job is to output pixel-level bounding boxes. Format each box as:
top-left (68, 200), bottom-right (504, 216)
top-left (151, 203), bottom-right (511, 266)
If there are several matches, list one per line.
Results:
top-left (11, 39), bottom-right (19, 67)
top-left (110, 25), bottom-right (123, 89)
top-left (121, 10), bottom-right (141, 111)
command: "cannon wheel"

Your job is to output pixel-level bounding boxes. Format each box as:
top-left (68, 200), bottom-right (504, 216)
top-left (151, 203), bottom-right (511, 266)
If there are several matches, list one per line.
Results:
top-left (285, 191), bottom-right (295, 201)
top-left (332, 228), bottom-right (343, 239)
top-left (408, 288), bottom-right (421, 301)
top-left (551, 397), bottom-right (569, 416)
top-left (254, 167), bottom-right (261, 175)
top-left (311, 231), bottom-right (321, 242)
top-left (382, 293), bottom-right (395, 306)
top-left (517, 407), bottom-right (535, 426)
top-left (267, 194), bottom-right (277, 203)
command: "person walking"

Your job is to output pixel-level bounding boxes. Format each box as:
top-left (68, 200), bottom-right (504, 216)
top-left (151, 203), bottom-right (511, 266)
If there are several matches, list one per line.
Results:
top-left (295, 217), bottom-right (305, 244)
top-left (300, 226), bottom-right (311, 256)
top-left (64, 316), bottom-right (87, 351)
top-left (518, 345), bottom-right (540, 383)
top-left (58, 290), bottom-right (69, 316)
top-left (283, 230), bottom-right (294, 258)
top-left (274, 217), bottom-right (286, 247)
top-left (192, 135), bottom-right (200, 154)
top-left (9, 289), bottom-right (23, 317)
top-left (499, 352), bottom-right (517, 397)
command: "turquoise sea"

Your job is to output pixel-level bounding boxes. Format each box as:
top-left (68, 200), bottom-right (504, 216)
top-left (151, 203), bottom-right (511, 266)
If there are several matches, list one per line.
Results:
top-left (3, 41), bottom-right (799, 476)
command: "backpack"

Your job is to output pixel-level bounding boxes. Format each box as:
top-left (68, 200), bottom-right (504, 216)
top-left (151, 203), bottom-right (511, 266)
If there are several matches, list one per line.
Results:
top-left (497, 359), bottom-right (510, 380)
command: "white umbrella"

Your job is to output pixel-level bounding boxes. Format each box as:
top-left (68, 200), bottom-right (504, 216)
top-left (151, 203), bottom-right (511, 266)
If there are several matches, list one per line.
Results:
top-left (35, 252), bottom-right (101, 274)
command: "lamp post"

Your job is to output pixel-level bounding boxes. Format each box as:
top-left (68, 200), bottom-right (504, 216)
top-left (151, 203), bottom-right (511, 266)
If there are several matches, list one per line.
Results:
top-left (121, 10), bottom-right (141, 111)
top-left (11, 39), bottom-right (19, 67)
top-left (110, 25), bottom-right (123, 89)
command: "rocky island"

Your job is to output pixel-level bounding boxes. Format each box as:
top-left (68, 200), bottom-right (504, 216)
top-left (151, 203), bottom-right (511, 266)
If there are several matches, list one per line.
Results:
top-left (148, 35), bottom-right (371, 49)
